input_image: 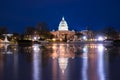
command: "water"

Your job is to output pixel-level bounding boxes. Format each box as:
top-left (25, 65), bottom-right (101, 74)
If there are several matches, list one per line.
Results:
top-left (0, 43), bottom-right (120, 80)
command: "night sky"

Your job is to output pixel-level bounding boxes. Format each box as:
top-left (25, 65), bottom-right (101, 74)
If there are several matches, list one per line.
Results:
top-left (0, 0), bottom-right (120, 33)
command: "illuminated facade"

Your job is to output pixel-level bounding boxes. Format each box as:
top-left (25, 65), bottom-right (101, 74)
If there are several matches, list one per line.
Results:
top-left (51, 17), bottom-right (75, 41)
top-left (58, 17), bottom-right (68, 31)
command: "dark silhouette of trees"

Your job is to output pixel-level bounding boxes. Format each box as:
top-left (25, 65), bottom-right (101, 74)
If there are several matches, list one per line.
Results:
top-left (36, 22), bottom-right (49, 32)
top-left (0, 27), bottom-right (8, 34)
top-left (24, 26), bottom-right (36, 34)
top-left (75, 32), bottom-right (83, 39)
top-left (36, 22), bottom-right (53, 40)
top-left (0, 27), bottom-right (8, 40)
top-left (102, 26), bottom-right (119, 40)
top-left (22, 22), bottom-right (54, 40)
top-left (12, 33), bottom-right (20, 41)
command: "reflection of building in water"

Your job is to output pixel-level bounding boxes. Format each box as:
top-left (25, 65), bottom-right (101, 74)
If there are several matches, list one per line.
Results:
top-left (0, 44), bottom-right (18, 79)
top-left (0, 44), bottom-right (18, 54)
top-left (51, 43), bottom-right (82, 59)
top-left (56, 44), bottom-right (69, 73)
top-left (0, 44), bottom-right (4, 48)
top-left (51, 44), bottom-right (69, 73)
top-left (2, 44), bottom-right (10, 54)
top-left (50, 43), bottom-right (107, 79)
top-left (51, 43), bottom-right (83, 73)
top-left (58, 57), bottom-right (68, 73)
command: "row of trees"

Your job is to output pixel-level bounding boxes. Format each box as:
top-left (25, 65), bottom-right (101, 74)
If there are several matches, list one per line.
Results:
top-left (0, 22), bottom-right (54, 41)
top-left (102, 27), bottom-right (119, 39)
top-left (0, 23), bottom-right (119, 41)
top-left (24, 22), bottom-right (53, 40)
top-left (74, 26), bottom-right (120, 40)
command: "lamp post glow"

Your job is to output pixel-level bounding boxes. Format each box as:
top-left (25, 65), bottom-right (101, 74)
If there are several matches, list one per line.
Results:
top-left (97, 36), bottom-right (104, 41)
top-left (32, 36), bottom-right (40, 41)
top-left (83, 36), bottom-right (87, 41)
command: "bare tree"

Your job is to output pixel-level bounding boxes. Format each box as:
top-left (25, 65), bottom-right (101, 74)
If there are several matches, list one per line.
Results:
top-left (102, 26), bottom-right (119, 40)
top-left (0, 27), bottom-right (8, 34)
top-left (24, 26), bottom-right (36, 34)
top-left (36, 22), bottom-right (53, 40)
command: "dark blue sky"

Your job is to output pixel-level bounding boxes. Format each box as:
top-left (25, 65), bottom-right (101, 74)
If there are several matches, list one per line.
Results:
top-left (0, 0), bottom-right (120, 33)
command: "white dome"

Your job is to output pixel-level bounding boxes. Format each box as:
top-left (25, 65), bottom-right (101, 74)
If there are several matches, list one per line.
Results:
top-left (58, 17), bottom-right (69, 31)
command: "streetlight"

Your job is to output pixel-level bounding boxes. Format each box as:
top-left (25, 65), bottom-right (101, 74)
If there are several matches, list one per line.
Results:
top-left (97, 36), bottom-right (104, 41)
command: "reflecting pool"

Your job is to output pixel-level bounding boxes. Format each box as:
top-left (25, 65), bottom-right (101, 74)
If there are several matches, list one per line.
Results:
top-left (0, 43), bottom-right (120, 80)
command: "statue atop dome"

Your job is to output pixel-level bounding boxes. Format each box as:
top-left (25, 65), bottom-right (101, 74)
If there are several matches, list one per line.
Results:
top-left (62, 16), bottom-right (65, 20)
top-left (58, 17), bottom-right (69, 31)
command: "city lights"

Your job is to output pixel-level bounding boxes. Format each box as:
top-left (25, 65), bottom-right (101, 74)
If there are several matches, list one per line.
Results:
top-left (97, 36), bottom-right (104, 41)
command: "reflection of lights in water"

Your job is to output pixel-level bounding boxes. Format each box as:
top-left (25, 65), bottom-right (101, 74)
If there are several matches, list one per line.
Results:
top-left (82, 56), bottom-right (88, 80)
top-left (83, 47), bottom-right (87, 52)
top-left (4, 44), bottom-right (9, 50)
top-left (52, 57), bottom-right (57, 80)
top-left (60, 44), bottom-right (65, 53)
top-left (83, 45), bottom-right (88, 58)
top-left (83, 45), bottom-right (88, 53)
top-left (52, 44), bottom-right (57, 49)
top-left (33, 37), bottom-right (37, 41)
top-left (58, 57), bottom-right (68, 74)
top-left (52, 44), bottom-right (58, 59)
top-left (13, 53), bottom-right (18, 80)
top-left (89, 44), bottom-right (97, 48)
top-left (51, 44), bottom-right (71, 74)
top-left (59, 44), bottom-right (66, 57)
top-left (51, 43), bottom-right (75, 59)
top-left (32, 44), bottom-right (40, 52)
top-left (82, 45), bottom-right (88, 80)
top-left (32, 44), bottom-right (41, 80)
top-left (33, 49), bottom-right (41, 80)
top-left (0, 44), bottom-right (18, 54)
top-left (2, 44), bottom-right (13, 54)
top-left (6, 51), bottom-right (12, 54)
top-left (0, 44), bottom-right (4, 48)
top-left (98, 44), bottom-right (104, 52)
top-left (52, 53), bottom-right (58, 59)
top-left (72, 57), bottom-right (74, 59)
top-left (97, 44), bottom-right (105, 80)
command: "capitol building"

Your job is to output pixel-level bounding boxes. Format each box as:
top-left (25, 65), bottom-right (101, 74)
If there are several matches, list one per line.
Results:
top-left (51, 17), bottom-right (75, 41)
